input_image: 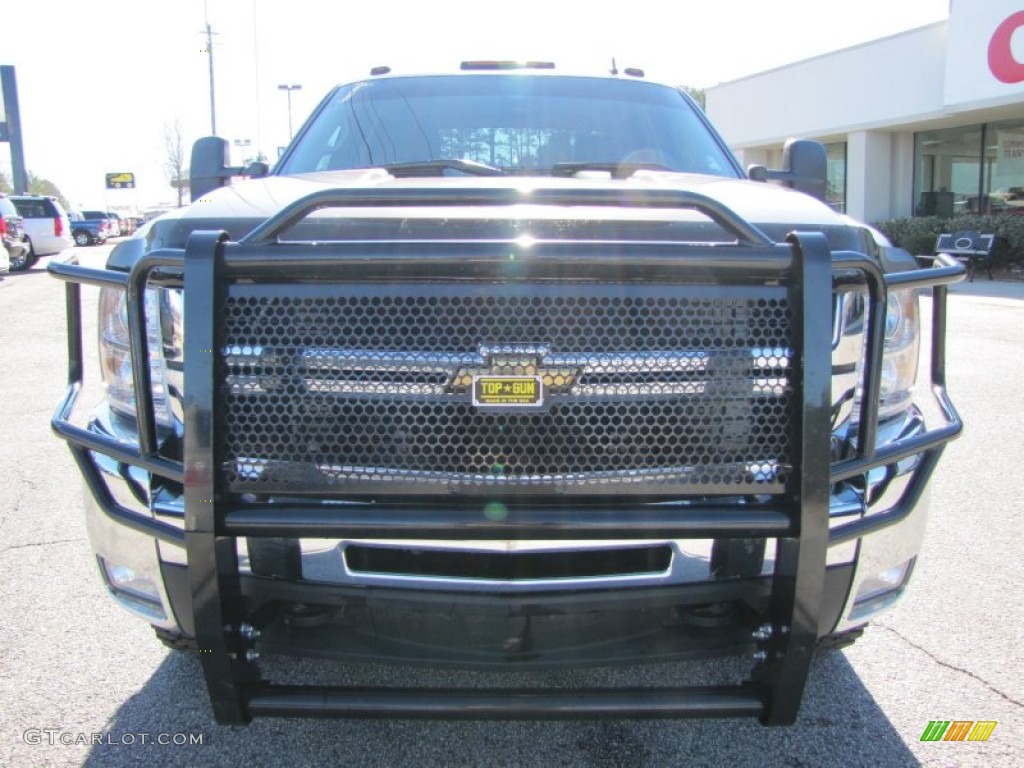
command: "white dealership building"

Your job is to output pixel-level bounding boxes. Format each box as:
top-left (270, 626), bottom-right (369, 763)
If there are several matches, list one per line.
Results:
top-left (706, 0), bottom-right (1024, 224)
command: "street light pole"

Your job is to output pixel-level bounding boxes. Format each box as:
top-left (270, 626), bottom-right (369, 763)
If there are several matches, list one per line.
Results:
top-left (233, 138), bottom-right (252, 166)
top-left (277, 84), bottom-right (302, 140)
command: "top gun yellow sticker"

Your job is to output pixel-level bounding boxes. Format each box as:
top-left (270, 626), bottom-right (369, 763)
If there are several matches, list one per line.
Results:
top-left (472, 376), bottom-right (544, 408)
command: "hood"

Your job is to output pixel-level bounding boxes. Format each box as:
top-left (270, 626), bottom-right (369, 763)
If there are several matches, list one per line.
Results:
top-left (112, 168), bottom-right (871, 271)
top-left (183, 168), bottom-right (846, 230)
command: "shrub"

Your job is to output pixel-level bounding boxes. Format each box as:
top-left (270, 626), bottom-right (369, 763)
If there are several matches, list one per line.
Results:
top-left (872, 215), bottom-right (1024, 266)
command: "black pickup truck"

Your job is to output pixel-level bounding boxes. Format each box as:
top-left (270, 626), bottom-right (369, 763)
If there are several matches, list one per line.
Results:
top-left (49, 64), bottom-right (964, 726)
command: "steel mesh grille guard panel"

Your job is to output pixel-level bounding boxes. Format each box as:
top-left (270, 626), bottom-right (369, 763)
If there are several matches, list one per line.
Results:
top-left (218, 282), bottom-right (795, 496)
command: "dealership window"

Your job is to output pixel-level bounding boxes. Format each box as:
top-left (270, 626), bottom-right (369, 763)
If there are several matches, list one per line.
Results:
top-left (825, 142), bottom-right (846, 213)
top-left (983, 119), bottom-right (1024, 215)
top-left (914, 119), bottom-right (1024, 217)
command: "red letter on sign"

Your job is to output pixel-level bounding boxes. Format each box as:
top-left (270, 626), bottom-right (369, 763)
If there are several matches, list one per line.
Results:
top-left (989, 11), bottom-right (1024, 84)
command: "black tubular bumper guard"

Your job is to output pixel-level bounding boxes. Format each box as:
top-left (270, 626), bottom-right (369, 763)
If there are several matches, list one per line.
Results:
top-left (48, 187), bottom-right (965, 725)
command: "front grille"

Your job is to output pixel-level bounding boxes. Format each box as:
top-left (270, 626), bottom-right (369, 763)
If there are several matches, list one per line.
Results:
top-left (219, 282), bottom-right (795, 495)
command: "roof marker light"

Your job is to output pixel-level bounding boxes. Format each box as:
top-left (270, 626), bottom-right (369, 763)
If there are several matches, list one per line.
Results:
top-left (460, 61), bottom-right (556, 71)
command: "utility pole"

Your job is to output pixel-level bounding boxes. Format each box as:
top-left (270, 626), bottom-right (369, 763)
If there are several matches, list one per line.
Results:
top-left (203, 1), bottom-right (218, 134)
top-left (206, 23), bottom-right (217, 134)
top-left (252, 0), bottom-right (264, 160)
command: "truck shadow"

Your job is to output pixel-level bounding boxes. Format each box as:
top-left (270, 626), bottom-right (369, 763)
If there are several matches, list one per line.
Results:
top-left (83, 648), bottom-right (919, 767)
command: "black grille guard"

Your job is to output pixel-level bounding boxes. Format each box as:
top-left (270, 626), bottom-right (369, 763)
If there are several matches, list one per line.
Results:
top-left (49, 187), bottom-right (965, 725)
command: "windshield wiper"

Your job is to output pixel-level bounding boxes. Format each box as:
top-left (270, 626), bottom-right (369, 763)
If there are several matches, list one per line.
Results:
top-left (550, 162), bottom-right (674, 179)
top-left (379, 159), bottom-right (506, 177)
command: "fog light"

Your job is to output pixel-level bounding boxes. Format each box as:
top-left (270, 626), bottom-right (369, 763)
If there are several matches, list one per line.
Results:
top-left (99, 557), bottom-right (167, 621)
top-left (849, 558), bottom-right (915, 621)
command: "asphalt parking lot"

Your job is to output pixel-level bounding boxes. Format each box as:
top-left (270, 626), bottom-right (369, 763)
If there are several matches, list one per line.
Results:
top-left (0, 244), bottom-right (1020, 767)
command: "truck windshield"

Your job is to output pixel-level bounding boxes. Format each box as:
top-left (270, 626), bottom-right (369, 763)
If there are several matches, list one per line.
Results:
top-left (277, 75), bottom-right (740, 178)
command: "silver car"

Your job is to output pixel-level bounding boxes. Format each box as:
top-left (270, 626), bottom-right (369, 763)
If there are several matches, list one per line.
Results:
top-left (9, 195), bottom-right (73, 265)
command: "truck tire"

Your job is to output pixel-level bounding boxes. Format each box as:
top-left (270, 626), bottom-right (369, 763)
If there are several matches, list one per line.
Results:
top-left (73, 230), bottom-right (91, 247)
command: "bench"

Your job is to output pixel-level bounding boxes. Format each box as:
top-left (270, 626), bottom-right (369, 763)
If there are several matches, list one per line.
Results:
top-left (935, 231), bottom-right (995, 282)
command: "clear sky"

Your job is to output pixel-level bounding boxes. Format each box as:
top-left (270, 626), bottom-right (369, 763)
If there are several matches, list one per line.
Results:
top-left (1, 0), bottom-right (950, 212)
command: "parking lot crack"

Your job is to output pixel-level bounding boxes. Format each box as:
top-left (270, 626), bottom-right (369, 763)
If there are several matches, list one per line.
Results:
top-left (18, 473), bottom-right (40, 491)
top-left (0, 537), bottom-right (85, 556)
top-left (1, 471), bottom-right (40, 531)
top-left (876, 623), bottom-right (1024, 708)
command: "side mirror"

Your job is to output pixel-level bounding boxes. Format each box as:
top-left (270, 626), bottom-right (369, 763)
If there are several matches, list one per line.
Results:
top-left (189, 138), bottom-right (270, 202)
top-left (189, 137), bottom-right (231, 201)
top-left (747, 138), bottom-right (827, 202)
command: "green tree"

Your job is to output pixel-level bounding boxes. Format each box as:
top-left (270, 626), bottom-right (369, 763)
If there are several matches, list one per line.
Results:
top-left (681, 86), bottom-right (706, 110)
top-left (0, 170), bottom-right (12, 195)
top-left (27, 172), bottom-right (70, 210)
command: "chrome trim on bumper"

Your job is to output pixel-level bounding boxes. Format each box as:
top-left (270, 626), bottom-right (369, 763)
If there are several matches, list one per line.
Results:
top-left (83, 449), bottom-right (180, 632)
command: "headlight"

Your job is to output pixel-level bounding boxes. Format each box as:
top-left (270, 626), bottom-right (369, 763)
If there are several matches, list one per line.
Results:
top-left (877, 288), bottom-right (920, 420)
top-left (835, 286), bottom-right (921, 435)
top-left (98, 286), bottom-right (176, 429)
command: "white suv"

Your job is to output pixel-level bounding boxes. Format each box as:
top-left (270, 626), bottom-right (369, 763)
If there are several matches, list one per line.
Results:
top-left (10, 196), bottom-right (74, 267)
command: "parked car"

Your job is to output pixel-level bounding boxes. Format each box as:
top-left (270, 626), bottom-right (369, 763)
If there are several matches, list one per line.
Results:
top-left (0, 194), bottom-right (30, 272)
top-left (68, 211), bottom-right (109, 246)
top-left (80, 210), bottom-right (120, 238)
top-left (9, 195), bottom-right (73, 264)
top-left (118, 215), bottom-right (135, 237)
top-left (106, 211), bottom-right (123, 237)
